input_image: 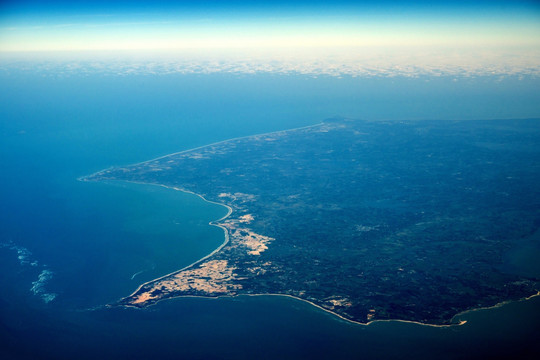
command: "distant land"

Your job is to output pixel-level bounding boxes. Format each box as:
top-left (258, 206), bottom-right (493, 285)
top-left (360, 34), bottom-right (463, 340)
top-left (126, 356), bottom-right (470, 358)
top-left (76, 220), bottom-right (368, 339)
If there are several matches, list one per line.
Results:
top-left (82, 118), bottom-right (540, 325)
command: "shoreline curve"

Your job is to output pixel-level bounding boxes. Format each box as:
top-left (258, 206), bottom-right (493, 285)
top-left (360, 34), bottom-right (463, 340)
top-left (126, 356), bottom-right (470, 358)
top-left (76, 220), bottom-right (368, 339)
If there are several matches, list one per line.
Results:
top-left (80, 119), bottom-right (540, 328)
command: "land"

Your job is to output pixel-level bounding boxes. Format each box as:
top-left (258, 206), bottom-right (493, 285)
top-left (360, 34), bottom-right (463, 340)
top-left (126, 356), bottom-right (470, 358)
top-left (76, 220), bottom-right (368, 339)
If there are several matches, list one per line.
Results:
top-left (82, 118), bottom-right (540, 325)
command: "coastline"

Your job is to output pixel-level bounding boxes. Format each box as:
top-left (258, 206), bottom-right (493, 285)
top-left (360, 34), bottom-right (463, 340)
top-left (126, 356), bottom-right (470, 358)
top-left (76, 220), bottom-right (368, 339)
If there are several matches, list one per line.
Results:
top-left (450, 290), bottom-right (540, 320)
top-left (93, 179), bottom-right (234, 300)
top-left (115, 282), bottom-right (540, 329)
top-left (78, 121), bottom-right (331, 311)
top-left (78, 120), bottom-right (326, 183)
top-left (91, 179), bottom-right (540, 328)
top-left (80, 119), bottom-right (540, 328)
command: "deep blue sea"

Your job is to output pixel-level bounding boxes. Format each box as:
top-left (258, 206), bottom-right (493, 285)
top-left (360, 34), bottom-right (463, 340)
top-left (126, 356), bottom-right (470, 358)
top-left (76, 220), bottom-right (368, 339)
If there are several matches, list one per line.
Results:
top-left (1, 72), bottom-right (539, 359)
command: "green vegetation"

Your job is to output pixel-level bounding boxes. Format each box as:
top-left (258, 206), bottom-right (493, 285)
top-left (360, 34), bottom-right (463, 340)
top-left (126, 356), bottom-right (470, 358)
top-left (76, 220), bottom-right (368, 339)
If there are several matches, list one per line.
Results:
top-left (85, 118), bottom-right (540, 325)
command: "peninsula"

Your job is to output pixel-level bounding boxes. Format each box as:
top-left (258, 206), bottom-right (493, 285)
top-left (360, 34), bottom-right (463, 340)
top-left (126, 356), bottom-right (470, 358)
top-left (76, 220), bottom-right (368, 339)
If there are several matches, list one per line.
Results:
top-left (82, 118), bottom-right (540, 325)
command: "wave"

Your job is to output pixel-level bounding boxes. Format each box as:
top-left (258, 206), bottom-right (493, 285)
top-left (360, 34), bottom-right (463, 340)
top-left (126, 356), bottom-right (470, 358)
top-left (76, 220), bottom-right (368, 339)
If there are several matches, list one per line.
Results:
top-left (1, 240), bottom-right (57, 303)
top-left (30, 269), bottom-right (58, 303)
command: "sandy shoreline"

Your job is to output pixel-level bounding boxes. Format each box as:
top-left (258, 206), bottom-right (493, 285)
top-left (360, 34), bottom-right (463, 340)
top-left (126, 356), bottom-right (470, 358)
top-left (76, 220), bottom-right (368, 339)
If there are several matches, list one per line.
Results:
top-left (118, 286), bottom-right (540, 328)
top-left (93, 180), bottom-right (234, 298)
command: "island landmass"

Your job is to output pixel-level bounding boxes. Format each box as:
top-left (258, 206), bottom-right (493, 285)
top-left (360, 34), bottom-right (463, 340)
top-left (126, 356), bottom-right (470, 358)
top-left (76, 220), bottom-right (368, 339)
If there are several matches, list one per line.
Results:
top-left (82, 118), bottom-right (540, 325)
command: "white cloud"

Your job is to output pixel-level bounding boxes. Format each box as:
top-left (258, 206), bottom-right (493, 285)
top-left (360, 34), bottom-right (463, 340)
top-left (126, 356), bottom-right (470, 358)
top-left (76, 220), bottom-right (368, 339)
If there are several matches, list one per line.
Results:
top-left (1, 47), bottom-right (539, 78)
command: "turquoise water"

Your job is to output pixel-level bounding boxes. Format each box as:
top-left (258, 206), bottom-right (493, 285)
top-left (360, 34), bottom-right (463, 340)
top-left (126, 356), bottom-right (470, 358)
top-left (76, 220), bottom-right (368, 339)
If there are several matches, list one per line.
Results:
top-left (1, 72), bottom-right (539, 359)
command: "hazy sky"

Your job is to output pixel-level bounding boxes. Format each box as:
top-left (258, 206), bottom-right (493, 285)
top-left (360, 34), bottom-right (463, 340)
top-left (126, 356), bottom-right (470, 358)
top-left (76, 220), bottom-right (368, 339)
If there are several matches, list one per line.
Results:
top-left (1, 1), bottom-right (539, 76)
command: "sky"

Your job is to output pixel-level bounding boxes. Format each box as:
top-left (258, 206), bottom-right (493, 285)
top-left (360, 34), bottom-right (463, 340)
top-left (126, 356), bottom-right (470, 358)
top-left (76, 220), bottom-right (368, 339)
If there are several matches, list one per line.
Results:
top-left (0, 1), bottom-right (539, 76)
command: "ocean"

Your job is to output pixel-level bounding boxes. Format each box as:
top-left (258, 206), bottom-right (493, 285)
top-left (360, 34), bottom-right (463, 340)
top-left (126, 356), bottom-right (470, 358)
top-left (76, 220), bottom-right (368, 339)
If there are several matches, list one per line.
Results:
top-left (1, 71), bottom-right (539, 359)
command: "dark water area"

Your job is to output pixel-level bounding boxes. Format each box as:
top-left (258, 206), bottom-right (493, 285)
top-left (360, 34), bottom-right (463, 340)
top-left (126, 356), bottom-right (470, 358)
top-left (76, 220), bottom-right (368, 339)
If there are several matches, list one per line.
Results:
top-left (1, 293), bottom-right (539, 360)
top-left (1, 71), bottom-right (539, 359)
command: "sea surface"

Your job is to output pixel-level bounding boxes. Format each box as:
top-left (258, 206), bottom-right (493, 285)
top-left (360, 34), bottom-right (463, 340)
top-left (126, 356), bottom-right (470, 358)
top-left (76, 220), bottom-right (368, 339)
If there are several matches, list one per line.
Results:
top-left (1, 71), bottom-right (539, 359)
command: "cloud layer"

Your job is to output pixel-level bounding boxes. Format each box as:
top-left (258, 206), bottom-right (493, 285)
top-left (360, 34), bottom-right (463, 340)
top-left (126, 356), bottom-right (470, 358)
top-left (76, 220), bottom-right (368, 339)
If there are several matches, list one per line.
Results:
top-left (1, 47), bottom-right (539, 78)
